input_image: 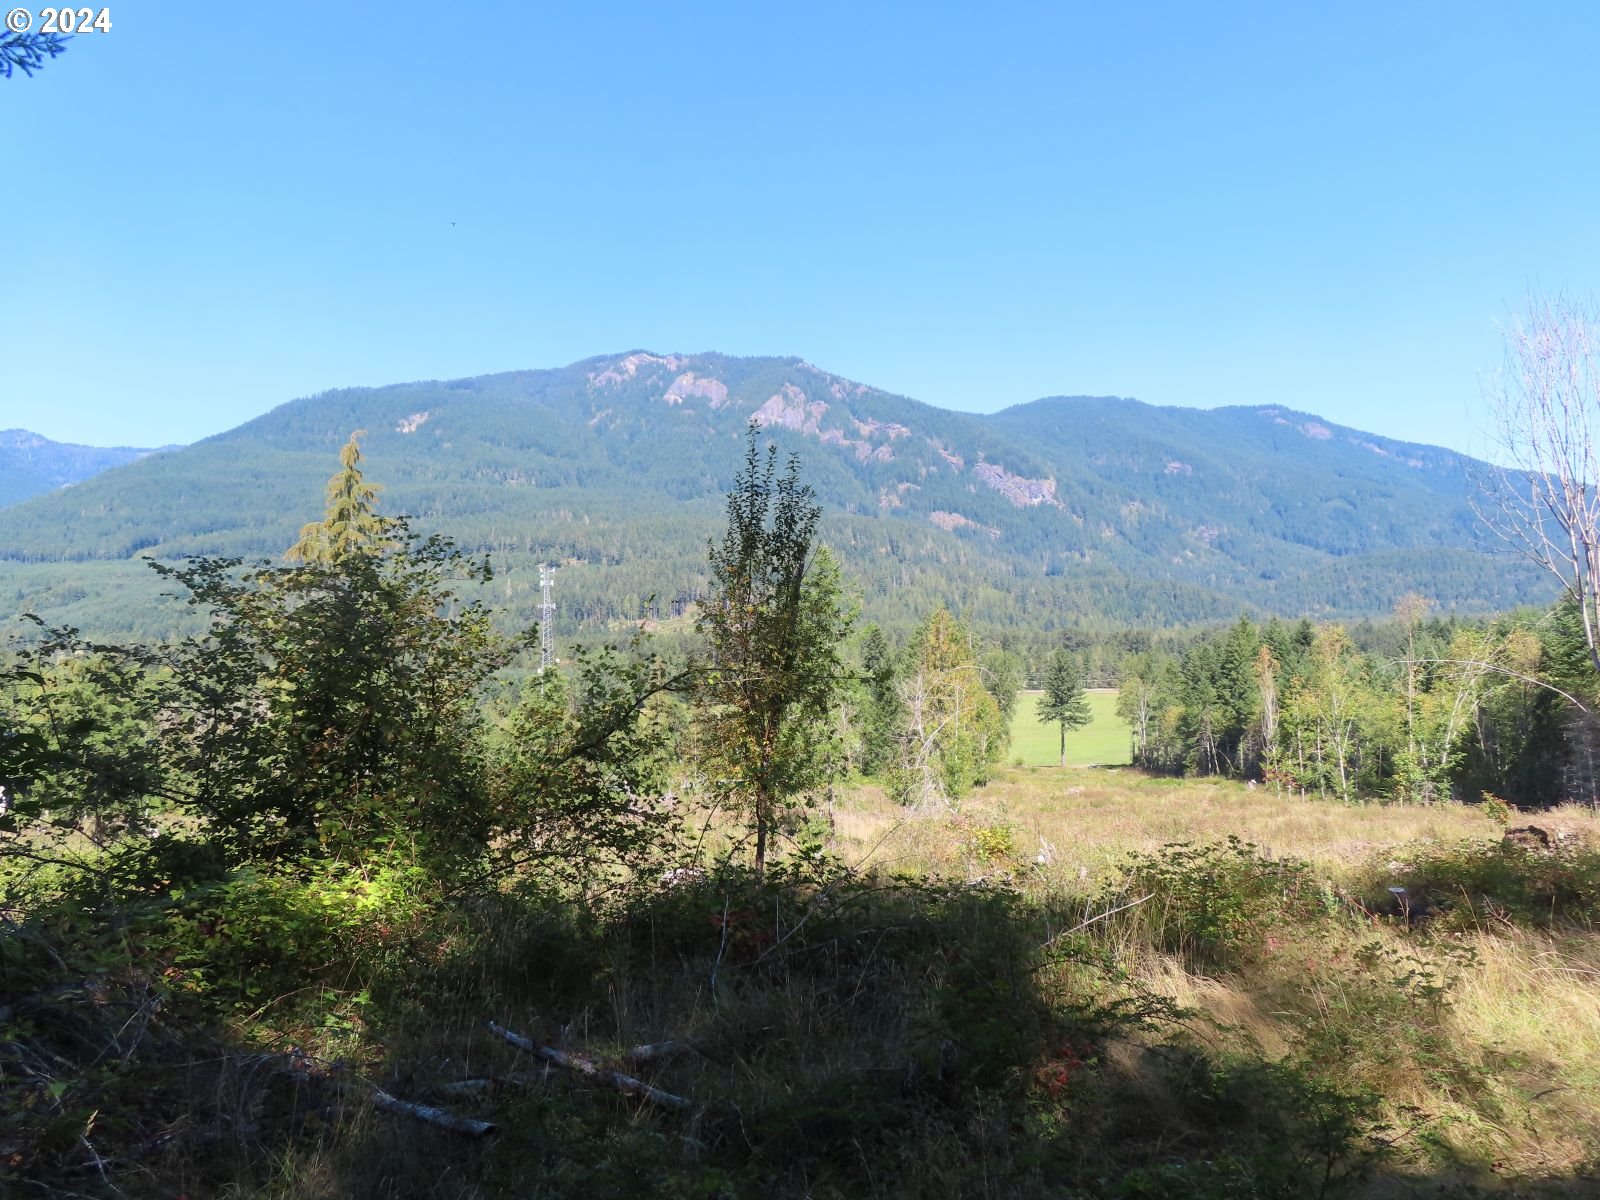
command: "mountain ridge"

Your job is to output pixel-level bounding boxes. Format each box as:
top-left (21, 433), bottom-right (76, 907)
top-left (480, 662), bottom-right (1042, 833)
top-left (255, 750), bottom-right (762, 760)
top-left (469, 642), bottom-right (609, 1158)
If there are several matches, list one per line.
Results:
top-left (0, 428), bottom-right (163, 509)
top-left (0, 352), bottom-right (1549, 637)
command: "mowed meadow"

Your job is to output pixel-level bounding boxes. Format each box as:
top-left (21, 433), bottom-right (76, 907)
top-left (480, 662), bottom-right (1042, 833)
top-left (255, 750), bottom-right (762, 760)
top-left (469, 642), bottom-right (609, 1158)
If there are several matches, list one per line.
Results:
top-left (1010, 689), bottom-right (1131, 767)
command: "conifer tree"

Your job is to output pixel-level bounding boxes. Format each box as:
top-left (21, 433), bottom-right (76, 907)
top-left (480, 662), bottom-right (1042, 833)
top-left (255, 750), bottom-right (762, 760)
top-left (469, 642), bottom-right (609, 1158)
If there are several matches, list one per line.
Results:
top-left (1039, 649), bottom-right (1092, 767)
top-left (155, 437), bottom-right (506, 869)
top-left (287, 431), bottom-right (392, 563)
top-left (857, 625), bottom-right (903, 776)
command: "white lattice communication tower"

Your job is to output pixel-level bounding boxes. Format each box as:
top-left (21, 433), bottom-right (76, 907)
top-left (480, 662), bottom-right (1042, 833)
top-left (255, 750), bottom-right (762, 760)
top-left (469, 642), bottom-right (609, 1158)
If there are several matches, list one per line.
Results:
top-left (538, 564), bottom-right (556, 673)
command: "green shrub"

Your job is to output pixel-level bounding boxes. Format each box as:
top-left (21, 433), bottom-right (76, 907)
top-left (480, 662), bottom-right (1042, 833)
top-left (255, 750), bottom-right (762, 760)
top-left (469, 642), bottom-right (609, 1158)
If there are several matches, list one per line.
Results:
top-left (1105, 1056), bottom-right (1390, 1200)
top-left (970, 821), bottom-right (1018, 864)
top-left (1380, 838), bottom-right (1600, 929)
top-left (1478, 792), bottom-right (1512, 826)
top-left (1116, 837), bottom-right (1318, 967)
top-left (164, 855), bottom-right (437, 1004)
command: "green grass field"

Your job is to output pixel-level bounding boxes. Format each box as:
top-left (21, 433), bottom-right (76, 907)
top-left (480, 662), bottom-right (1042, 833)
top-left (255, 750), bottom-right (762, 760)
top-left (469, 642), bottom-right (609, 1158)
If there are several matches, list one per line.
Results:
top-left (1010, 688), bottom-right (1131, 766)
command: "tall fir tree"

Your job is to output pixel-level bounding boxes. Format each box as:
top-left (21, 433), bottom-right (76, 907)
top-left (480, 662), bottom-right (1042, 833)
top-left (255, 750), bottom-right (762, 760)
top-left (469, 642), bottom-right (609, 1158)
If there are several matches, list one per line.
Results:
top-left (857, 625), bottom-right (903, 776)
top-left (1039, 649), bottom-right (1092, 767)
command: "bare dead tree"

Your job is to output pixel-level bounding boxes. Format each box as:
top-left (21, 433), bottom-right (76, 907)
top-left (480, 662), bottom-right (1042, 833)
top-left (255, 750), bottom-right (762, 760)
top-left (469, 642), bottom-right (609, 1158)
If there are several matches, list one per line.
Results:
top-left (1477, 294), bottom-right (1600, 673)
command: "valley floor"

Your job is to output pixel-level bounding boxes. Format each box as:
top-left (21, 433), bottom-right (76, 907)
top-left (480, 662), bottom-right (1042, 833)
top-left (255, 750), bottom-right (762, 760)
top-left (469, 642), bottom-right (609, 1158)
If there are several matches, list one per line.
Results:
top-left (1008, 690), bottom-right (1131, 768)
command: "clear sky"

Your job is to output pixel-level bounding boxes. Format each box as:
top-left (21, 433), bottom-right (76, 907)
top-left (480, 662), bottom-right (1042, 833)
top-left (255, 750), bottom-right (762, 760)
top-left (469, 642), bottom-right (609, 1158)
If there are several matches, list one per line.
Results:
top-left (5, 1), bottom-right (1597, 454)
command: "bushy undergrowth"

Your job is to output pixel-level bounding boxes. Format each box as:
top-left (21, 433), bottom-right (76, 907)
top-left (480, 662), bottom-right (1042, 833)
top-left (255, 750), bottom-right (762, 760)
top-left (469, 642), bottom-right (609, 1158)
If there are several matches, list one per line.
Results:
top-left (1369, 839), bottom-right (1600, 929)
top-left (1114, 836), bottom-right (1324, 967)
top-left (7, 794), bottom-right (1600, 1198)
top-left (2, 842), bottom-right (1421, 1200)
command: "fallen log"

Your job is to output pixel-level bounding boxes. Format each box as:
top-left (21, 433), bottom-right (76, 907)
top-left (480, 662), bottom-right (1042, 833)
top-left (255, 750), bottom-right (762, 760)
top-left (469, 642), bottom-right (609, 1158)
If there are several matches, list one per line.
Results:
top-left (370, 1087), bottom-right (498, 1137)
top-left (488, 1020), bottom-right (692, 1111)
top-left (624, 1040), bottom-right (692, 1063)
top-left (279, 1050), bottom-right (495, 1137)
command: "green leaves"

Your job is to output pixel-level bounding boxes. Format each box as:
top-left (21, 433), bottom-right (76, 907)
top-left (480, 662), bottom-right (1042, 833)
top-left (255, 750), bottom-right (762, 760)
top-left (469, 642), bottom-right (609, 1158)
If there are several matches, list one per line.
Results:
top-left (152, 462), bottom-right (513, 873)
top-left (697, 426), bottom-right (854, 871)
top-left (889, 607), bottom-right (1006, 804)
top-left (1, 620), bottom-right (168, 880)
top-left (487, 640), bottom-right (685, 893)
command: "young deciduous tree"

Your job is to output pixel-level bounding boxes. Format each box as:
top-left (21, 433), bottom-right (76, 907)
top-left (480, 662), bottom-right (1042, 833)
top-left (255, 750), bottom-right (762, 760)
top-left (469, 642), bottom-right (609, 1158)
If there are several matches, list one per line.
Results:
top-left (891, 607), bottom-right (1005, 805)
top-left (1478, 294), bottom-right (1600, 674)
top-left (489, 640), bottom-right (684, 896)
top-left (696, 429), bottom-right (853, 874)
top-left (1038, 649), bottom-right (1092, 767)
top-left (981, 648), bottom-right (1025, 731)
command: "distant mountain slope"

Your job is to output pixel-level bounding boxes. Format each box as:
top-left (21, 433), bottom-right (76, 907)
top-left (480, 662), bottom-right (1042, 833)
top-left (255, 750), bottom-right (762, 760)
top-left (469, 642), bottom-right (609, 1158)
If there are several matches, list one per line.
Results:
top-left (0, 429), bottom-right (160, 508)
top-left (0, 353), bottom-right (1550, 637)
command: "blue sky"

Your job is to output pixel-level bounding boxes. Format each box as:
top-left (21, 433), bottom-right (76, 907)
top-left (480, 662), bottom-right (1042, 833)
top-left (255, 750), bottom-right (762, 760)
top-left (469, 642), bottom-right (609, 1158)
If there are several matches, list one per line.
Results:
top-left (5, 1), bottom-right (1597, 453)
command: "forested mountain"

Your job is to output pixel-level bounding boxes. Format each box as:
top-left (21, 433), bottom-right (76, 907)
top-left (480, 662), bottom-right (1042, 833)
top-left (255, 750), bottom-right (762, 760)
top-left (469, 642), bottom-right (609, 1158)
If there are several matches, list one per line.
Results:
top-left (0, 352), bottom-right (1550, 637)
top-left (0, 429), bottom-right (160, 508)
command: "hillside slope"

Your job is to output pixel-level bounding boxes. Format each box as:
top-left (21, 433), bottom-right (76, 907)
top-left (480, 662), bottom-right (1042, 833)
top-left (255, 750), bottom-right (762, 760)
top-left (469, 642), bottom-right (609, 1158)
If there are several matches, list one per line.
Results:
top-left (0, 353), bottom-right (1547, 637)
top-left (0, 429), bottom-right (160, 508)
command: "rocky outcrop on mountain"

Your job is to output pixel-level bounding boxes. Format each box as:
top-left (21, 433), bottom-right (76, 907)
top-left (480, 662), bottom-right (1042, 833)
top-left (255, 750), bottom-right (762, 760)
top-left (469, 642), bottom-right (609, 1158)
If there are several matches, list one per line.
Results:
top-left (929, 510), bottom-right (1001, 539)
top-left (752, 384), bottom-right (828, 434)
top-left (664, 372), bottom-right (730, 407)
top-left (972, 461), bottom-right (1061, 508)
top-left (0, 351), bottom-right (1552, 634)
top-left (588, 352), bottom-right (686, 388)
top-left (853, 418), bottom-right (911, 441)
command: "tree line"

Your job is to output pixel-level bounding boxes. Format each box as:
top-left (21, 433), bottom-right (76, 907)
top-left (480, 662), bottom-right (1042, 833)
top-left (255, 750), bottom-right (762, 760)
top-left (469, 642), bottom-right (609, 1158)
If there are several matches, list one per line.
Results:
top-left (7, 410), bottom-right (1594, 923)
top-left (1113, 603), bottom-right (1597, 807)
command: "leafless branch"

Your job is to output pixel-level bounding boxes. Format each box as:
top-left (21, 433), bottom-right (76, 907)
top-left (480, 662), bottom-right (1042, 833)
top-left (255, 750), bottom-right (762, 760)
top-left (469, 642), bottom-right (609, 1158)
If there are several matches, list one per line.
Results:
top-left (487, 1020), bottom-right (692, 1110)
top-left (1476, 294), bottom-right (1600, 673)
top-left (1395, 658), bottom-right (1589, 713)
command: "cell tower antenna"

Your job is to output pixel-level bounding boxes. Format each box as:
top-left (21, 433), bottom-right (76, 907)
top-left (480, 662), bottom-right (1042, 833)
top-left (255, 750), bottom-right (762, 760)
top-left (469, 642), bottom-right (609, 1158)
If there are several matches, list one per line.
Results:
top-left (539, 564), bottom-right (556, 673)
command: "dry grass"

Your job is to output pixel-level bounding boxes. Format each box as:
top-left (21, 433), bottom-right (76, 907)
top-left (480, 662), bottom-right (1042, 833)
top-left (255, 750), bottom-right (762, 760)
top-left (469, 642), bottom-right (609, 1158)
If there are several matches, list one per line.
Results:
top-left (828, 765), bottom-right (1598, 883)
top-left (15, 766), bottom-right (1600, 1197)
top-left (825, 765), bottom-right (1600, 1188)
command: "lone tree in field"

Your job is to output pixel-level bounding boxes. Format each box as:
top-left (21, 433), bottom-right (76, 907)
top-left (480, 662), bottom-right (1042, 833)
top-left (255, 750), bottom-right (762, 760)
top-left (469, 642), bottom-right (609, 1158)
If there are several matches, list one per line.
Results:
top-left (1478, 295), bottom-right (1600, 674)
top-left (1039, 649), bottom-right (1092, 767)
top-left (697, 427), bottom-right (853, 874)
